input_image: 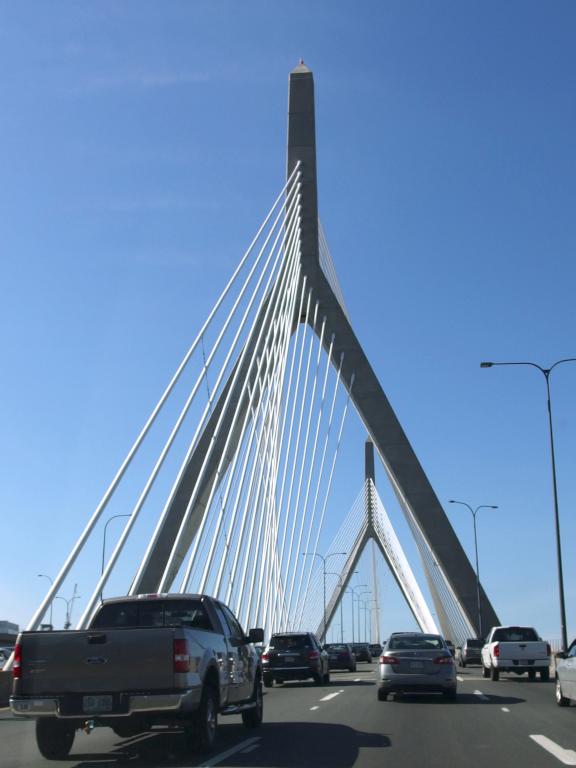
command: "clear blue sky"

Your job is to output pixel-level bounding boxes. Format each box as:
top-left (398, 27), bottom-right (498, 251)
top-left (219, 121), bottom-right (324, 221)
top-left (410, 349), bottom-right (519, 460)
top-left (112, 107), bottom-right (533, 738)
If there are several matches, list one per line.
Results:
top-left (1, 1), bottom-right (575, 642)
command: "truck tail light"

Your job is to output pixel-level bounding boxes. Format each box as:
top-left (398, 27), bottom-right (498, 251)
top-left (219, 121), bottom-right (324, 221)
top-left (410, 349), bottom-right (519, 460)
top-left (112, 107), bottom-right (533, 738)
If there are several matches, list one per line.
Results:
top-left (173, 639), bottom-right (190, 673)
top-left (434, 655), bottom-right (454, 665)
top-left (493, 643), bottom-right (500, 658)
top-left (380, 654), bottom-right (399, 665)
top-left (13, 643), bottom-right (22, 679)
top-left (546, 643), bottom-right (551, 657)
top-left (308, 650), bottom-right (320, 660)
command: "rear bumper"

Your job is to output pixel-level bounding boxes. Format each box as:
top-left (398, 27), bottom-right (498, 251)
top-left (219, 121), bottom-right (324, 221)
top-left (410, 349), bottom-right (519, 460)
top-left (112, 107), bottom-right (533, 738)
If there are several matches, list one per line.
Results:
top-left (264, 665), bottom-right (317, 681)
top-left (10, 688), bottom-right (202, 719)
top-left (492, 659), bottom-right (549, 671)
top-left (378, 676), bottom-right (456, 694)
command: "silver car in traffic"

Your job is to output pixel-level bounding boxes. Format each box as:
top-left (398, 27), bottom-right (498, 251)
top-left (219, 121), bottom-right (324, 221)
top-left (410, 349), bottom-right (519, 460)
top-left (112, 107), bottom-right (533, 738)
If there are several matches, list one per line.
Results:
top-left (555, 640), bottom-right (576, 706)
top-left (377, 632), bottom-right (457, 701)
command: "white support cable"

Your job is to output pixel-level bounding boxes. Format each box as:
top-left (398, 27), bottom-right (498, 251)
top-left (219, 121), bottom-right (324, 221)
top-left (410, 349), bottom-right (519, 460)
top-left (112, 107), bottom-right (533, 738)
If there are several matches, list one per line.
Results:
top-left (256, 261), bottom-right (302, 634)
top-left (276, 291), bottom-right (313, 576)
top-left (157, 190), bottom-right (302, 593)
top-left (184, 219), bottom-right (302, 596)
top-left (277, 301), bottom-right (318, 590)
top-left (213, 262), bottom-right (296, 599)
top-left (132, 177), bottom-right (302, 595)
top-left (295, 373), bottom-right (355, 629)
top-left (196, 212), bottom-right (302, 594)
top-left (284, 315), bottom-right (326, 621)
top-left (79, 244), bottom-right (299, 626)
top-left (289, 333), bottom-right (335, 623)
top-left (25, 170), bottom-right (304, 634)
top-left (293, 351), bottom-right (343, 627)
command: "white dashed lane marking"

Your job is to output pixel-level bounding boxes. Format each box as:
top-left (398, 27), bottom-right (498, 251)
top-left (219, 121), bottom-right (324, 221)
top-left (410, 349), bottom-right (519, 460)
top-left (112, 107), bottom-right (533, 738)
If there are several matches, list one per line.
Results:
top-left (473, 690), bottom-right (489, 701)
top-left (310, 706), bottom-right (319, 710)
top-left (198, 737), bottom-right (261, 767)
top-left (457, 676), bottom-right (464, 682)
top-left (501, 707), bottom-right (510, 713)
top-left (530, 735), bottom-right (576, 766)
top-left (320, 691), bottom-right (342, 702)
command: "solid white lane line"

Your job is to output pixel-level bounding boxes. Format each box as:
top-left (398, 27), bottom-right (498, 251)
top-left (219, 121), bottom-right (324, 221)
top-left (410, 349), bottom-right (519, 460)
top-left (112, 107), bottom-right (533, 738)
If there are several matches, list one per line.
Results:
top-left (310, 706), bottom-right (319, 710)
top-left (198, 737), bottom-right (261, 767)
top-left (320, 691), bottom-right (341, 702)
top-left (473, 690), bottom-right (489, 701)
top-left (530, 736), bottom-right (576, 766)
top-left (501, 707), bottom-right (510, 713)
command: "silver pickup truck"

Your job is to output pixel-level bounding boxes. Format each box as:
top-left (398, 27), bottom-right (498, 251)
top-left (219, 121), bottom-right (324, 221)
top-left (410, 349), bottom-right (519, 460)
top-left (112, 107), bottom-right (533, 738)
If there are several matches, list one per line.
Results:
top-left (10, 593), bottom-right (264, 759)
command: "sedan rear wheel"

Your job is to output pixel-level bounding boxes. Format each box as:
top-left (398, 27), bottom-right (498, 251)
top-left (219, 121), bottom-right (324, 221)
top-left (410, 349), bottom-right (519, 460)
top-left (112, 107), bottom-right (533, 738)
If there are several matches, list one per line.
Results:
top-left (556, 678), bottom-right (570, 707)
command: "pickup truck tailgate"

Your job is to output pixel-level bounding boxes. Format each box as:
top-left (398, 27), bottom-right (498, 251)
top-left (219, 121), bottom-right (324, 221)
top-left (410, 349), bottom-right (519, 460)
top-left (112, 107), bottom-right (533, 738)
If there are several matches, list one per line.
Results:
top-left (498, 642), bottom-right (548, 661)
top-left (20, 628), bottom-right (176, 695)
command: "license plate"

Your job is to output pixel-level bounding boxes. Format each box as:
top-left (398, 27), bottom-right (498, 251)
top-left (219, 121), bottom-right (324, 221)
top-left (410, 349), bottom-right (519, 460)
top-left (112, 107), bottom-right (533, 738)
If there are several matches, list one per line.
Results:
top-left (83, 695), bottom-right (113, 713)
top-left (285, 656), bottom-right (297, 663)
top-left (410, 661), bottom-right (424, 670)
top-left (329, 655), bottom-right (337, 661)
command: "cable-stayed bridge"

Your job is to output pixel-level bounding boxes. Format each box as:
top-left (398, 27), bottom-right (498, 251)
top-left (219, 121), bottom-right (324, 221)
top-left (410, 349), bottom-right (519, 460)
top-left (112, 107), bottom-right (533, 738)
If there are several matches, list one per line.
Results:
top-left (7, 63), bottom-right (500, 663)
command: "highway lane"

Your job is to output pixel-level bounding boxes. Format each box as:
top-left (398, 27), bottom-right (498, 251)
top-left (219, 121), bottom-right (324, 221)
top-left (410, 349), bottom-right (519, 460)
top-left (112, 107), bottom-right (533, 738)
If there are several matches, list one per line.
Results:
top-left (1, 663), bottom-right (575, 767)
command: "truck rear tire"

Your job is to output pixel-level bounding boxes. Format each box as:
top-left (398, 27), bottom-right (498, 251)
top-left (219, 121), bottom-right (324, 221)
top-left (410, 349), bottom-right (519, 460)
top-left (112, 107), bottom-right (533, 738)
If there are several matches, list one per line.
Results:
top-left (36, 718), bottom-right (75, 760)
top-left (482, 665), bottom-right (489, 678)
top-left (528, 670), bottom-right (536, 681)
top-left (242, 678), bottom-right (263, 728)
top-left (188, 684), bottom-right (218, 754)
top-left (540, 668), bottom-right (550, 682)
top-left (490, 666), bottom-right (499, 681)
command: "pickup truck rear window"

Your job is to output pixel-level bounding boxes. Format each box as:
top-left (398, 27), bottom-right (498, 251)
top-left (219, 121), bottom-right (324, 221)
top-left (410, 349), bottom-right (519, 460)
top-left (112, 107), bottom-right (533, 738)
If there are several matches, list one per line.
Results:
top-left (91, 600), bottom-right (214, 631)
top-left (491, 628), bottom-right (539, 642)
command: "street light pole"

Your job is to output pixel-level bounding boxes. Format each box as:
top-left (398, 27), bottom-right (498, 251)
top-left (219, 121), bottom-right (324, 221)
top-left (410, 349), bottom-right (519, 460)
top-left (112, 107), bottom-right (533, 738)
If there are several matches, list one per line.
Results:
top-left (37, 574), bottom-right (54, 628)
top-left (481, 358), bottom-right (576, 652)
top-left (358, 590), bottom-right (371, 642)
top-left (448, 500), bottom-right (497, 639)
top-left (302, 551), bottom-right (347, 643)
top-left (348, 584), bottom-right (368, 643)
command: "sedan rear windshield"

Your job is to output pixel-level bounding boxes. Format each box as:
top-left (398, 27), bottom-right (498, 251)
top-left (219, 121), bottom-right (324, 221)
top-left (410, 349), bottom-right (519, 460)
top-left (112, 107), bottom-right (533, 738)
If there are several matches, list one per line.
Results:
top-left (91, 599), bottom-right (214, 631)
top-left (491, 627), bottom-right (539, 642)
top-left (388, 635), bottom-right (443, 650)
top-left (269, 635), bottom-right (310, 650)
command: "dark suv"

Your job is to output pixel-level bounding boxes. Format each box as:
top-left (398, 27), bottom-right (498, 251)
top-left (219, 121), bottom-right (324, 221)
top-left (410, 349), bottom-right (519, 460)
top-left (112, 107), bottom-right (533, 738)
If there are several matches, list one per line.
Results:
top-left (262, 632), bottom-right (329, 687)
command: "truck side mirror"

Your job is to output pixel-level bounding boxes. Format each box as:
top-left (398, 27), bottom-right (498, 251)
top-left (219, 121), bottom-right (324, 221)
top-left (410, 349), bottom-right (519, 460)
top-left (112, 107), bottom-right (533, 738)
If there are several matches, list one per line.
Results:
top-left (247, 628), bottom-right (264, 644)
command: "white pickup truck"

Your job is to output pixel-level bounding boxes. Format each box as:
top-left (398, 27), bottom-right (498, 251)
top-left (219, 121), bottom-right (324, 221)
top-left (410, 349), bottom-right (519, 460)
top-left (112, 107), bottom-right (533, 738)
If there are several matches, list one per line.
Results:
top-left (481, 626), bottom-right (550, 681)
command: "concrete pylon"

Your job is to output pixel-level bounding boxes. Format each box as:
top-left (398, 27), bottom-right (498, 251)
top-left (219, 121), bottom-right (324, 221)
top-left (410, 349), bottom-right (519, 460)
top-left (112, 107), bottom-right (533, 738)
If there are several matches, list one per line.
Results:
top-left (132, 64), bottom-right (500, 639)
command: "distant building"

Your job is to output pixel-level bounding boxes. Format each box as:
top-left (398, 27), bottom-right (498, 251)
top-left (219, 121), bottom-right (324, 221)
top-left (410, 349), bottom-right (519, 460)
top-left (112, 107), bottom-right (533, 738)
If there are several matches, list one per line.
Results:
top-left (0, 620), bottom-right (19, 646)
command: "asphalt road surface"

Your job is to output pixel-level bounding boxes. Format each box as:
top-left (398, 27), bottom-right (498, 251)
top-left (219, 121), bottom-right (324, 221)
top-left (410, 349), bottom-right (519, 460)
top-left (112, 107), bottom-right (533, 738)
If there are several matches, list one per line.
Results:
top-left (2, 664), bottom-right (575, 768)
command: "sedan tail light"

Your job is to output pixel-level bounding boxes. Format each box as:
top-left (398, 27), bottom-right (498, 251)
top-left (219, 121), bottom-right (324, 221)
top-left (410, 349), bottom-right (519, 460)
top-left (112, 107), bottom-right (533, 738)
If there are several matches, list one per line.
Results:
top-left (380, 654), bottom-right (399, 665)
top-left (261, 653), bottom-right (270, 662)
top-left (433, 655), bottom-right (454, 665)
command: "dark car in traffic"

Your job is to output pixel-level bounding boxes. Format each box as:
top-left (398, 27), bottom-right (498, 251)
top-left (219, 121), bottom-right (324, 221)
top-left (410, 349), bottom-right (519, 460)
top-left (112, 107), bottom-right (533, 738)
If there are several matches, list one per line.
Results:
top-left (369, 643), bottom-right (383, 659)
top-left (262, 632), bottom-right (329, 687)
top-left (456, 638), bottom-right (482, 667)
top-left (325, 643), bottom-right (357, 672)
top-left (351, 643), bottom-right (373, 663)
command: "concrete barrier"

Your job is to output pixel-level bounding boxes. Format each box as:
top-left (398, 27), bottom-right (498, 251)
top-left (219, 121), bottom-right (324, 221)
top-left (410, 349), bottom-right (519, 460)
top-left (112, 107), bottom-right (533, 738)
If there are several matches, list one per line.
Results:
top-left (0, 671), bottom-right (12, 707)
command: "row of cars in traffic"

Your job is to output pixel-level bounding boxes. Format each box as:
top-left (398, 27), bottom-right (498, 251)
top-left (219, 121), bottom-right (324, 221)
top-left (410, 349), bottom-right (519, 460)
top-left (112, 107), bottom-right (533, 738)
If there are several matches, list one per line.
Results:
top-left (375, 625), bottom-right (575, 703)
top-left (260, 634), bottom-right (380, 687)
top-left (8, 593), bottom-right (576, 762)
